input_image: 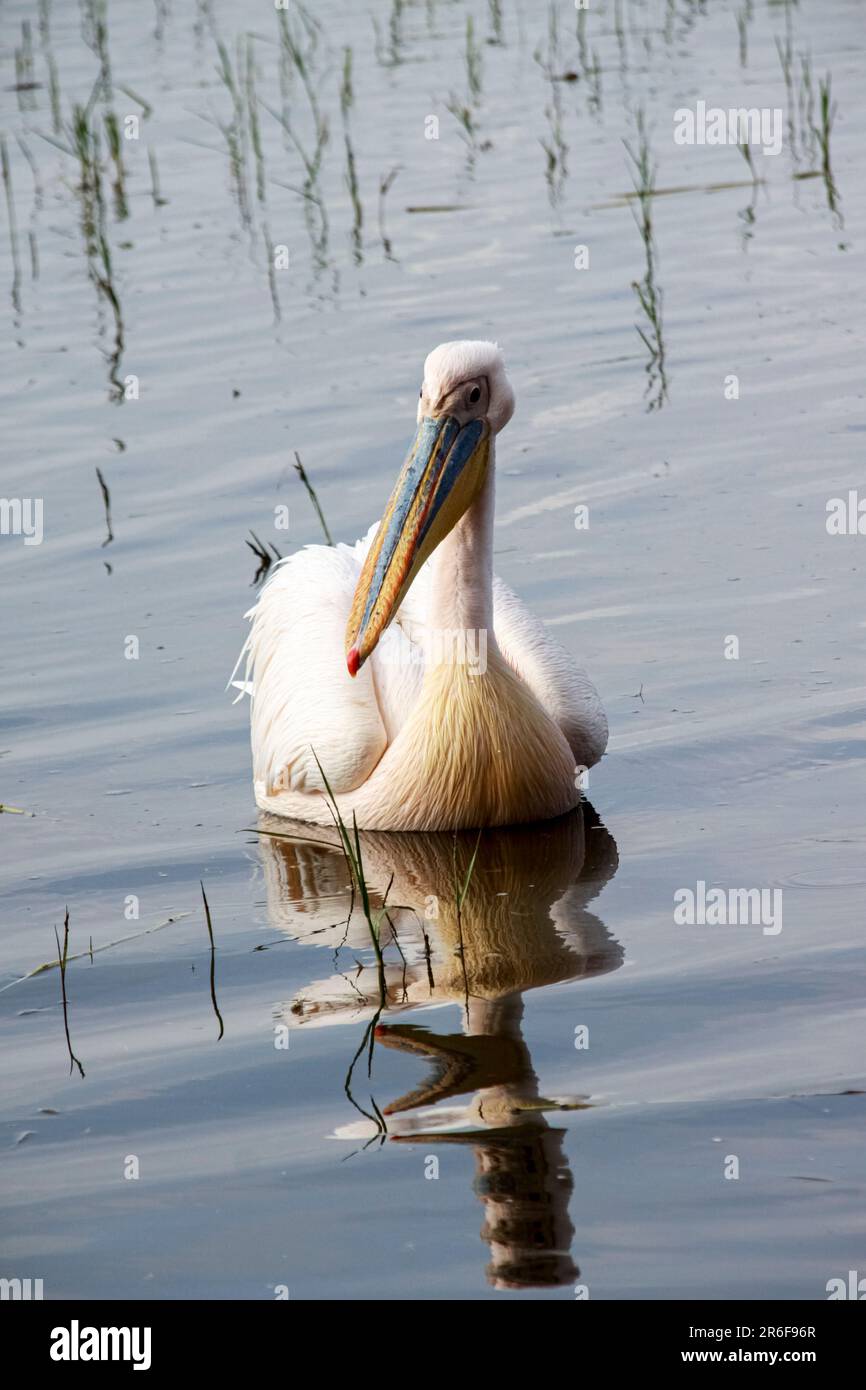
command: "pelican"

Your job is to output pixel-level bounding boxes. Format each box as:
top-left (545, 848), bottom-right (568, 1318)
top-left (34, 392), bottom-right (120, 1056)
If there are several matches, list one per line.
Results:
top-left (236, 340), bottom-right (607, 830)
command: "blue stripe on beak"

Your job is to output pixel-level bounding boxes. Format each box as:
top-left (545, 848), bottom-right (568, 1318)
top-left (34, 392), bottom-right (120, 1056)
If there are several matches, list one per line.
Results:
top-left (355, 415), bottom-right (460, 640)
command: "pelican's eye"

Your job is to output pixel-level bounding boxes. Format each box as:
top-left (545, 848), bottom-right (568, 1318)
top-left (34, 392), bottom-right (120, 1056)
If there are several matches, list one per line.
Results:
top-left (468, 385), bottom-right (481, 404)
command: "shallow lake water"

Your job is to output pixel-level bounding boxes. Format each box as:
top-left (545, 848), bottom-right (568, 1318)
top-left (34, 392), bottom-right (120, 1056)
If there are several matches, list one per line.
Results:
top-left (1, 0), bottom-right (864, 1300)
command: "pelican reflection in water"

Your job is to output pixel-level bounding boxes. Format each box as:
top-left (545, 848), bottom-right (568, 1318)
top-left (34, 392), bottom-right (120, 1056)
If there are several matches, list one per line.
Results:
top-left (257, 804), bottom-right (621, 1291)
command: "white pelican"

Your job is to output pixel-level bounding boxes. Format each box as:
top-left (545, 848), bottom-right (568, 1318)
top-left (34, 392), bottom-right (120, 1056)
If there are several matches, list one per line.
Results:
top-left (236, 340), bottom-right (607, 830)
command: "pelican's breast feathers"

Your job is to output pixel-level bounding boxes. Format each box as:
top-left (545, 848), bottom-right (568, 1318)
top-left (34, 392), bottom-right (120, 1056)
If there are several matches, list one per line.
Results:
top-left (237, 531), bottom-right (606, 830)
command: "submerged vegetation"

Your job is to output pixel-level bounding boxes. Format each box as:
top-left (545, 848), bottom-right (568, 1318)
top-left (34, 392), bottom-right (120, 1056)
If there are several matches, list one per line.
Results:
top-left (445, 15), bottom-right (486, 159)
top-left (246, 529), bottom-right (282, 585)
top-left (813, 73), bottom-right (840, 220)
top-left (245, 452), bottom-right (330, 584)
top-left (0, 4), bottom-right (848, 441)
top-left (535, 4), bottom-right (569, 207)
top-left (200, 881), bottom-right (225, 1041)
top-left (293, 452), bottom-right (333, 547)
top-left (54, 909), bottom-right (85, 1079)
top-left (95, 464), bottom-right (113, 547)
top-left (0, 135), bottom-right (21, 314)
top-left (624, 112), bottom-right (668, 412)
top-left (0, 5), bottom-right (860, 1304)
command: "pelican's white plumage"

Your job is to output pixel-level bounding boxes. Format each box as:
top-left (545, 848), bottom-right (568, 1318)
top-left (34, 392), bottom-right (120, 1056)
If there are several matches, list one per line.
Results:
top-left (235, 341), bottom-right (607, 830)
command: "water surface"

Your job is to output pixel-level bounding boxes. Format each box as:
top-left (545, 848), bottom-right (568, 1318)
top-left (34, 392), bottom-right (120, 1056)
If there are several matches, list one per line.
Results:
top-left (1, 0), bottom-right (864, 1300)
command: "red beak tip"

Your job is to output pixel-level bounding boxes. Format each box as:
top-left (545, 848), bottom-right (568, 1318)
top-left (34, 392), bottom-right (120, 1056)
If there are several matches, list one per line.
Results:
top-left (347, 647), bottom-right (360, 678)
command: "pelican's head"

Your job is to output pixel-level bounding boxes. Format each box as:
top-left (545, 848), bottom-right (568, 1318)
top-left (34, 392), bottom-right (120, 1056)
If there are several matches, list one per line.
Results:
top-left (346, 340), bottom-right (515, 676)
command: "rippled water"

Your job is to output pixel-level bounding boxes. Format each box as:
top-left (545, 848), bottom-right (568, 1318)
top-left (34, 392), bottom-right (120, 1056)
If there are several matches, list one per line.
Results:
top-left (1, 0), bottom-right (864, 1300)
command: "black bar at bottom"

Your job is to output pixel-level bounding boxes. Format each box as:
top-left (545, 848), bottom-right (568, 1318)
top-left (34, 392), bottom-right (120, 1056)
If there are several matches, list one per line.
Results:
top-left (6, 1297), bottom-right (860, 1374)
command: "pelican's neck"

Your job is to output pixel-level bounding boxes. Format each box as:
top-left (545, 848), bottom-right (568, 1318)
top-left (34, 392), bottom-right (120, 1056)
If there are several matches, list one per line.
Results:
top-left (429, 446), bottom-right (496, 636)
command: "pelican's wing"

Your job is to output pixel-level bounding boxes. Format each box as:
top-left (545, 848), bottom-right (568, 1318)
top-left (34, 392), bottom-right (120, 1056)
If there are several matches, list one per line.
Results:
top-left (239, 543), bottom-right (390, 797)
top-left (237, 533), bottom-right (428, 798)
top-left (491, 575), bottom-right (608, 768)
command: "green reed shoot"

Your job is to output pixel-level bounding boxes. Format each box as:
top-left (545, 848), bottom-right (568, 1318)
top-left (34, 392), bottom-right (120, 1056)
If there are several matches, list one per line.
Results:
top-left (736, 6), bottom-right (749, 67)
top-left (813, 73), bottom-right (840, 218)
top-left (466, 17), bottom-right (482, 101)
top-left (15, 21), bottom-right (37, 112)
top-left (1, 137), bottom-right (22, 312)
top-left (488, 0), bottom-right (504, 47)
top-left (148, 147), bottom-right (167, 207)
top-left (797, 52), bottom-right (816, 163)
top-left (340, 47), bottom-right (354, 122)
top-left (200, 881), bottom-right (225, 1040)
top-left (535, 4), bottom-right (568, 204)
top-left (54, 908), bottom-right (85, 1078)
top-left (624, 113), bottom-right (668, 411)
top-left (345, 133), bottom-right (363, 264)
top-left (103, 111), bottom-right (128, 219)
top-left (246, 36), bottom-right (266, 206)
top-left (293, 452), bottom-right (333, 546)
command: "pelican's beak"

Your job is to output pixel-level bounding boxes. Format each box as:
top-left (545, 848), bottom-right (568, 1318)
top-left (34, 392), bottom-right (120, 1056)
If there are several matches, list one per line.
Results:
top-left (345, 414), bottom-right (490, 675)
